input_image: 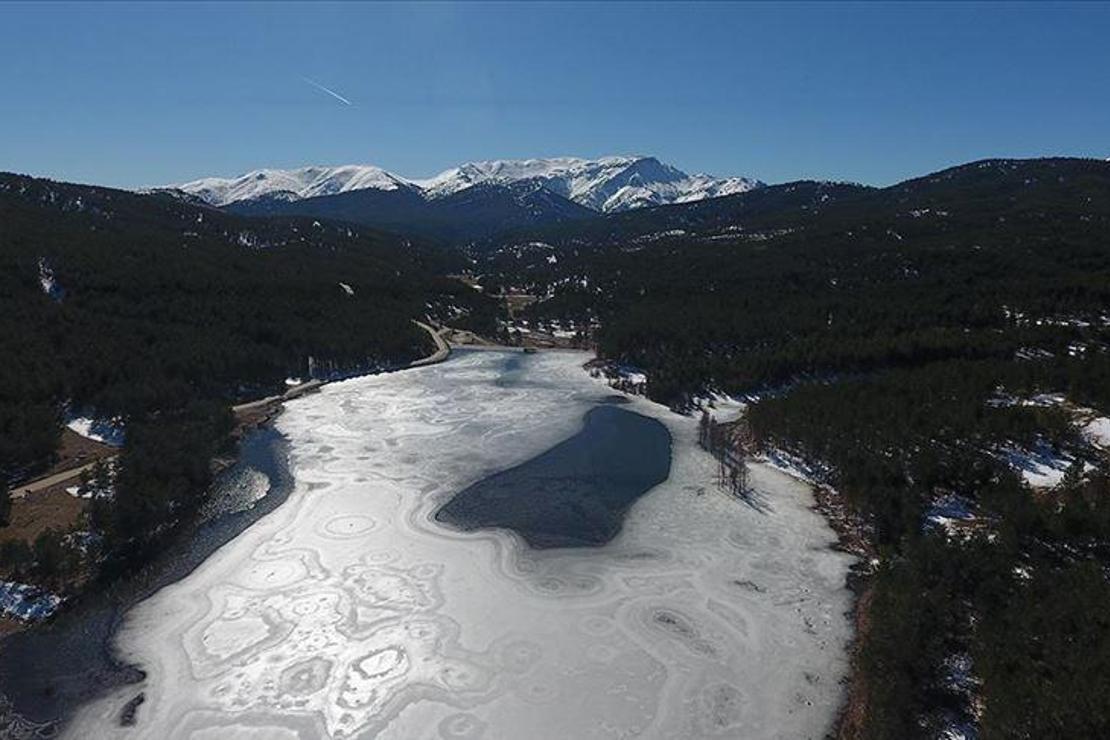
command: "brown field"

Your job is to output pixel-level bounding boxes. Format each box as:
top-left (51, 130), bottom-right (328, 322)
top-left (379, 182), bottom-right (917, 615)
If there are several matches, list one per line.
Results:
top-left (0, 616), bottom-right (26, 638)
top-left (51, 428), bottom-right (117, 476)
top-left (1, 482), bottom-right (87, 548)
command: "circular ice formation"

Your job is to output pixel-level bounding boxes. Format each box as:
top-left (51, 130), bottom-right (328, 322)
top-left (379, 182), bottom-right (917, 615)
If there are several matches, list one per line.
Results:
top-left (237, 558), bottom-right (306, 590)
top-left (354, 646), bottom-right (407, 681)
top-left (318, 514), bottom-right (378, 539)
top-left (699, 682), bottom-right (746, 734)
top-left (587, 644), bottom-right (619, 664)
top-left (438, 712), bottom-right (488, 739)
top-left (437, 662), bottom-right (490, 693)
top-left (515, 680), bottom-right (559, 705)
top-left (497, 639), bottom-right (543, 674)
top-left (279, 657), bottom-right (333, 697)
top-left (408, 562), bottom-right (443, 580)
top-left (579, 614), bottom-right (616, 637)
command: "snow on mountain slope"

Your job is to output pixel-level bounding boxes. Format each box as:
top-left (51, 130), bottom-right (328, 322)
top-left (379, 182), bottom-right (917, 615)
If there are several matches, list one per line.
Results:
top-left (415, 155), bottom-right (762, 212)
top-left (169, 156), bottom-right (762, 213)
top-left (173, 165), bottom-right (414, 207)
top-left (416, 156), bottom-right (660, 205)
top-left (603, 171), bottom-right (763, 212)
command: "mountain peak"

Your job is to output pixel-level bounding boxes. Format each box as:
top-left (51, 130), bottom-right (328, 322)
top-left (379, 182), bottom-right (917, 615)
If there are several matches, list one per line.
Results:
top-left (167, 155), bottom-right (763, 213)
top-left (170, 164), bottom-right (414, 207)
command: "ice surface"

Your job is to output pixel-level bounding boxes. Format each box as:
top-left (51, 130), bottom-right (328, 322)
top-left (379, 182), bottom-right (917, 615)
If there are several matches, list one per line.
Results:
top-left (436, 405), bottom-right (671, 548)
top-left (67, 350), bottom-right (853, 739)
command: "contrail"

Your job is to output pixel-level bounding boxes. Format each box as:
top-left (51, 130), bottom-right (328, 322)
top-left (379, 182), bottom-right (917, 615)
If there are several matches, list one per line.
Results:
top-left (301, 76), bottom-right (352, 106)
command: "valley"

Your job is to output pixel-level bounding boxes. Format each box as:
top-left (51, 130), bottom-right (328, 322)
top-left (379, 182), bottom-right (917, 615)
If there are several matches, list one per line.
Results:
top-left (4, 3), bottom-right (1109, 737)
top-left (2, 155), bottom-right (1110, 739)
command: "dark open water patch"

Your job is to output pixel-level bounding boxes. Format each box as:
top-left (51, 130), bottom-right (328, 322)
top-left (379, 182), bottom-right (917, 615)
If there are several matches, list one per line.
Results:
top-left (436, 405), bottom-right (671, 548)
top-left (0, 426), bottom-right (293, 737)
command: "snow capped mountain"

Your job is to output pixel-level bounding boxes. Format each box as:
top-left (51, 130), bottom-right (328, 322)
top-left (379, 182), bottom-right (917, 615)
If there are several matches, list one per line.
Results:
top-left (168, 156), bottom-right (762, 213)
top-left (172, 165), bottom-right (415, 207)
top-left (415, 155), bottom-right (761, 212)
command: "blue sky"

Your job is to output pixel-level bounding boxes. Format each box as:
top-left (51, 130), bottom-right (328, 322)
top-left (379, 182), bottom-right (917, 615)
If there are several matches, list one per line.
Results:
top-left (1, 2), bottom-right (1108, 188)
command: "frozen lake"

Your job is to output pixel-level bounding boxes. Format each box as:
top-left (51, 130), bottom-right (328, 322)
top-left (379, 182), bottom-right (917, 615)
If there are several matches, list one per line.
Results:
top-left (68, 349), bottom-right (855, 739)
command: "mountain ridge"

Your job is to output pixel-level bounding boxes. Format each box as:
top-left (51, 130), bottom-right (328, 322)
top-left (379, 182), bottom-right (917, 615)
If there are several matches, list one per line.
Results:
top-left (162, 155), bottom-right (762, 214)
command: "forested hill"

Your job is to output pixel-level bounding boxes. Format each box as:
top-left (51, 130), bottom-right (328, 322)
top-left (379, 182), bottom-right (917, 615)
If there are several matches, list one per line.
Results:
top-left (477, 157), bottom-right (1110, 255)
top-left (478, 157), bottom-right (1110, 737)
top-left (221, 179), bottom-right (597, 244)
top-left (471, 178), bottom-right (873, 252)
top-left (0, 172), bottom-right (481, 481)
top-left (481, 157), bottom-right (1110, 398)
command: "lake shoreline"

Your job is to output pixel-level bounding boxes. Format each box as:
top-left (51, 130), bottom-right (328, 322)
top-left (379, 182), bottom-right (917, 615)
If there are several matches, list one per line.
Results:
top-left (71, 350), bottom-right (854, 737)
top-left (6, 347), bottom-right (858, 739)
top-left (591, 371), bottom-right (867, 740)
top-left (0, 425), bottom-right (294, 736)
top-left (0, 324), bottom-right (453, 737)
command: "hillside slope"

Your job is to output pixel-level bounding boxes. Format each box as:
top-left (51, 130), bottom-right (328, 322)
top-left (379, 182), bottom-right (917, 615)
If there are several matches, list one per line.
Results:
top-left (0, 172), bottom-right (477, 480)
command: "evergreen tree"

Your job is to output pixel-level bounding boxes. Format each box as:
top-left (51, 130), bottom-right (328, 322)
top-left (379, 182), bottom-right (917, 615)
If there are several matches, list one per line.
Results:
top-left (0, 539), bottom-right (32, 574)
top-left (32, 529), bottom-right (65, 580)
top-left (0, 484), bottom-right (10, 527)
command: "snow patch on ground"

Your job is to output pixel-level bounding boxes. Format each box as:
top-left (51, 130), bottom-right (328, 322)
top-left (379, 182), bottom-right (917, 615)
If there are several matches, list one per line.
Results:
top-left (37, 258), bottom-right (64, 302)
top-left (994, 442), bottom-right (1084, 488)
top-left (0, 581), bottom-right (62, 622)
top-left (64, 466), bottom-right (115, 500)
top-left (756, 447), bottom-right (833, 488)
top-left (693, 392), bottom-right (747, 424)
top-left (924, 494), bottom-right (979, 537)
top-left (64, 415), bottom-right (125, 447)
top-left (987, 391), bottom-right (1067, 409)
top-left (586, 362), bottom-right (649, 394)
top-left (936, 652), bottom-right (981, 740)
top-left (1082, 416), bottom-right (1110, 449)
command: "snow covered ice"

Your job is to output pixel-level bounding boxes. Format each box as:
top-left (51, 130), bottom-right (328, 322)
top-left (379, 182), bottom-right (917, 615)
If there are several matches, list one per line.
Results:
top-left (67, 350), bottom-right (854, 739)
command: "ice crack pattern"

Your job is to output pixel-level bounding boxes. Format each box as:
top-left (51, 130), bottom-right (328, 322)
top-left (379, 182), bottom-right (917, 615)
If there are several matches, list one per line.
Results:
top-left (68, 350), bottom-right (855, 739)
